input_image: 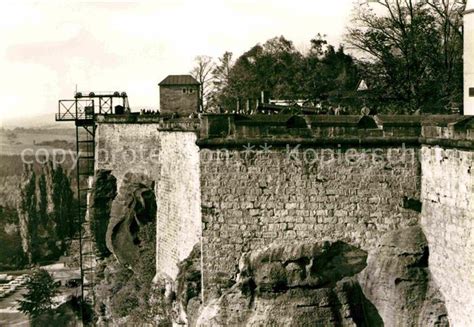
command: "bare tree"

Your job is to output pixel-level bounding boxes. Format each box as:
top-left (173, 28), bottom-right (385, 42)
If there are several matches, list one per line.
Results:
top-left (346, 0), bottom-right (465, 111)
top-left (426, 0), bottom-right (465, 96)
top-left (190, 55), bottom-right (215, 112)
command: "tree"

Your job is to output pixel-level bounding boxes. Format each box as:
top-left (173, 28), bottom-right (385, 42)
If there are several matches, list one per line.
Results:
top-left (18, 163), bottom-right (77, 264)
top-left (425, 0), bottom-right (465, 105)
top-left (301, 35), bottom-right (360, 102)
top-left (212, 52), bottom-right (234, 111)
top-left (346, 0), bottom-right (465, 112)
top-left (52, 165), bottom-right (77, 240)
top-left (220, 36), bottom-right (304, 107)
top-left (190, 55), bottom-right (215, 112)
top-left (213, 52), bottom-right (234, 91)
top-left (18, 269), bottom-right (59, 318)
top-left (20, 170), bottom-right (37, 263)
top-left (210, 35), bottom-right (361, 110)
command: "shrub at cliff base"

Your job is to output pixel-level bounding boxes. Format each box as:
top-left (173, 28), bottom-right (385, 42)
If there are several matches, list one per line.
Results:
top-left (18, 269), bottom-right (59, 319)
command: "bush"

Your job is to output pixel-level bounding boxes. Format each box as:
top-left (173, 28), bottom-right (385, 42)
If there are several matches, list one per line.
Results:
top-left (18, 269), bottom-right (59, 318)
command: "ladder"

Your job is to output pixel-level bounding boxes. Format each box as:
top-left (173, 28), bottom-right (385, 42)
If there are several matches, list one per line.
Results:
top-left (56, 92), bottom-right (130, 320)
top-left (56, 99), bottom-right (97, 319)
top-left (76, 119), bottom-right (96, 309)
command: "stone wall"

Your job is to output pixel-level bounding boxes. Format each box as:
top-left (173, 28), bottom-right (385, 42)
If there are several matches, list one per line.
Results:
top-left (199, 144), bottom-right (421, 301)
top-left (421, 145), bottom-right (474, 326)
top-left (156, 131), bottom-right (201, 280)
top-left (94, 114), bottom-right (474, 325)
top-left (160, 85), bottom-right (199, 116)
top-left (197, 114), bottom-right (432, 302)
top-left (95, 123), bottom-right (162, 190)
top-left (95, 120), bottom-right (201, 281)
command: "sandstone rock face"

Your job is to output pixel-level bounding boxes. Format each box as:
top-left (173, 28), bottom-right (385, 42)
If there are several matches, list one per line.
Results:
top-left (358, 226), bottom-right (448, 327)
top-left (174, 243), bottom-right (202, 326)
top-left (197, 241), bottom-right (383, 326)
top-left (91, 171), bottom-right (164, 325)
top-left (195, 230), bottom-right (448, 327)
top-left (106, 172), bottom-right (156, 272)
top-left (90, 170), bottom-right (117, 258)
top-left (199, 279), bottom-right (382, 327)
top-left (93, 223), bottom-right (163, 326)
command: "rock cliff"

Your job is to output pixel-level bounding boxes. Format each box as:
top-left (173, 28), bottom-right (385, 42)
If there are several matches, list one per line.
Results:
top-left (184, 227), bottom-right (447, 326)
top-left (196, 241), bottom-right (382, 326)
top-left (358, 226), bottom-right (448, 327)
top-left (105, 172), bottom-right (156, 271)
top-left (92, 172), bottom-right (164, 325)
top-left (89, 170), bottom-right (117, 258)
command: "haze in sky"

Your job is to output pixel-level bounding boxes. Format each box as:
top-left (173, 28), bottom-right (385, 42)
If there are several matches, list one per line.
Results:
top-left (0, 0), bottom-right (356, 125)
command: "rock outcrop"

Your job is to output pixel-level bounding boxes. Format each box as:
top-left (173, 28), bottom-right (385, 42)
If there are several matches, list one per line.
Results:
top-left (93, 253), bottom-right (167, 326)
top-left (197, 241), bottom-right (382, 326)
top-left (90, 170), bottom-right (117, 258)
top-left (106, 172), bottom-right (156, 271)
top-left (193, 229), bottom-right (448, 327)
top-left (93, 172), bottom-right (162, 325)
top-left (174, 244), bottom-right (202, 326)
top-left (358, 226), bottom-right (449, 327)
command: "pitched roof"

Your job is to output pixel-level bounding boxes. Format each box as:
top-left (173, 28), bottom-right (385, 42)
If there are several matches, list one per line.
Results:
top-left (159, 75), bottom-right (200, 86)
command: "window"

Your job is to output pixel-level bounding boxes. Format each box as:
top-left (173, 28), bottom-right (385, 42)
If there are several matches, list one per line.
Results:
top-left (182, 88), bottom-right (187, 94)
top-left (188, 88), bottom-right (194, 93)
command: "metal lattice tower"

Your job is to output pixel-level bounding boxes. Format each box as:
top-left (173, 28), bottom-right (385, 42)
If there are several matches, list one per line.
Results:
top-left (55, 91), bottom-right (129, 318)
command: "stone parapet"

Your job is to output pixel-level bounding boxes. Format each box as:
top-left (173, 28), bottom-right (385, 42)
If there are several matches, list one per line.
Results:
top-left (198, 114), bottom-right (473, 148)
top-left (95, 113), bottom-right (201, 133)
top-left (420, 116), bottom-right (474, 149)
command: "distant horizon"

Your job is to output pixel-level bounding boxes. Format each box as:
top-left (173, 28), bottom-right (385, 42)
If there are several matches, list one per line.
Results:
top-left (1, 112), bottom-right (74, 129)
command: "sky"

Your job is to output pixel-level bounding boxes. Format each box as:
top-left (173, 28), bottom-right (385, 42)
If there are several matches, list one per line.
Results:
top-left (0, 0), bottom-right (356, 125)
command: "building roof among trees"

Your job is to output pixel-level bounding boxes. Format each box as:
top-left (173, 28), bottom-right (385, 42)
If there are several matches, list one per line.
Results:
top-left (159, 75), bottom-right (200, 86)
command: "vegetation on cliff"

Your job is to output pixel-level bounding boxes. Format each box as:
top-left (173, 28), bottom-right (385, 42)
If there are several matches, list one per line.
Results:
top-left (17, 162), bottom-right (77, 264)
top-left (0, 206), bottom-right (27, 270)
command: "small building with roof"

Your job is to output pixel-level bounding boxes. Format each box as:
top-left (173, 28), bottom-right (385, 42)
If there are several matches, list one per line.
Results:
top-left (159, 74), bottom-right (200, 116)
